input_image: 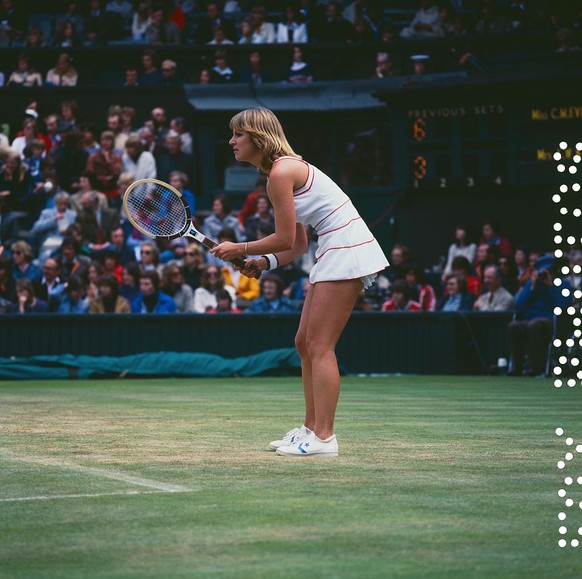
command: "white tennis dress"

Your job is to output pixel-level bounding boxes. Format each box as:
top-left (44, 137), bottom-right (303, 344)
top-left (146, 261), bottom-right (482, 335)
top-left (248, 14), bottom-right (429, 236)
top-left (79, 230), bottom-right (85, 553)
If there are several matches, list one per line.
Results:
top-left (273, 157), bottom-right (389, 286)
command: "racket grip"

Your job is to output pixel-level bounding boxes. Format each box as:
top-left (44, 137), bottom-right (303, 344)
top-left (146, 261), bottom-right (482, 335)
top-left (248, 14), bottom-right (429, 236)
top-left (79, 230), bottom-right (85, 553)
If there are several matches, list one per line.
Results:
top-left (201, 237), bottom-right (255, 273)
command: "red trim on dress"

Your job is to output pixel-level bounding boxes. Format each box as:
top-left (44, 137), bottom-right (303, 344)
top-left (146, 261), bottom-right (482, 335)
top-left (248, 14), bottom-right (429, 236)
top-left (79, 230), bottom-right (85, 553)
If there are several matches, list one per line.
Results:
top-left (318, 216), bottom-right (362, 237)
top-left (314, 199), bottom-right (352, 231)
top-left (315, 238), bottom-right (376, 261)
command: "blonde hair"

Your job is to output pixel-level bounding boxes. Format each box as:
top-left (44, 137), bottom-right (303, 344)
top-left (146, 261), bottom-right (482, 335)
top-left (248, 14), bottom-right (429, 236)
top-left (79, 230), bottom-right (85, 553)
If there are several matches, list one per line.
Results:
top-left (229, 107), bottom-right (301, 173)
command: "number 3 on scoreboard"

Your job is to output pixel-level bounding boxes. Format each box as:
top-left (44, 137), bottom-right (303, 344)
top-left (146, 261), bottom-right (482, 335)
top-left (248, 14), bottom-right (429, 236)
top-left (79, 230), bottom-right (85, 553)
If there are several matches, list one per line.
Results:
top-left (413, 155), bottom-right (427, 180)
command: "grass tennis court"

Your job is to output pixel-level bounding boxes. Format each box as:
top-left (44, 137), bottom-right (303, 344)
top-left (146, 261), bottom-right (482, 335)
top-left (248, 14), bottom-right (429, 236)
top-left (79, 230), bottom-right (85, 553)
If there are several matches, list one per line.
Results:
top-left (1, 375), bottom-right (580, 578)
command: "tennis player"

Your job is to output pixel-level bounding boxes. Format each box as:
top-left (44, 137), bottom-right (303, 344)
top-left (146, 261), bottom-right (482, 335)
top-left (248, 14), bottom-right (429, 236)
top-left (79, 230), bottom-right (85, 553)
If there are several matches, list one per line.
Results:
top-left (210, 108), bottom-right (389, 457)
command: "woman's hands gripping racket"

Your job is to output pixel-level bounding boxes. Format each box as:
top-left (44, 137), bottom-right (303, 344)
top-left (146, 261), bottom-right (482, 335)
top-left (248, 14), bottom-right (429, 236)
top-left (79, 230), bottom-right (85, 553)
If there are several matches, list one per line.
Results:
top-left (123, 178), bottom-right (260, 278)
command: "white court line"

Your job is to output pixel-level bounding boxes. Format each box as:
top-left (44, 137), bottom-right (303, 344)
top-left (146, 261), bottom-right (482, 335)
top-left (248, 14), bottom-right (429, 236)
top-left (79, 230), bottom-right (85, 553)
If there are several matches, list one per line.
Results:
top-left (0, 449), bottom-right (190, 493)
top-left (0, 490), bottom-right (178, 503)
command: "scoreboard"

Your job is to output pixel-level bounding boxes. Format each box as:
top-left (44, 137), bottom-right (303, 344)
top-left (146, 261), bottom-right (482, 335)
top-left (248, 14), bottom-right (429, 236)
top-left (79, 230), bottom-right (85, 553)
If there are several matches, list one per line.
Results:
top-left (402, 102), bottom-right (582, 191)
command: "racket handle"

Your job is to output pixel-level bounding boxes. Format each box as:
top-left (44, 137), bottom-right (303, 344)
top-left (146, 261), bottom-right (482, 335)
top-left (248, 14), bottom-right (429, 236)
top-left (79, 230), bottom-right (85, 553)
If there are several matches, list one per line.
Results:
top-left (201, 237), bottom-right (249, 270)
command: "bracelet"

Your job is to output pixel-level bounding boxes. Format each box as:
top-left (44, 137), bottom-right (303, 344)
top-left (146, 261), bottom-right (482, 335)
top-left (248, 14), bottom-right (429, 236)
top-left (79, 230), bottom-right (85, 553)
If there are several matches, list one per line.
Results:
top-left (244, 242), bottom-right (249, 255)
top-left (262, 254), bottom-right (279, 271)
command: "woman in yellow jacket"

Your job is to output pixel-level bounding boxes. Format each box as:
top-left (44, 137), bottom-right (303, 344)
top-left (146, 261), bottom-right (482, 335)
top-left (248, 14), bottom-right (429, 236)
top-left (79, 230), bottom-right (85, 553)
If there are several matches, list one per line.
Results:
top-left (221, 263), bottom-right (260, 309)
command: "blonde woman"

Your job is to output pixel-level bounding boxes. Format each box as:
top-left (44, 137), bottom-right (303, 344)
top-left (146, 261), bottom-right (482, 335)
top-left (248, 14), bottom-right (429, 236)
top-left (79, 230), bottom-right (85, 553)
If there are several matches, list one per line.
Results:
top-left (211, 107), bottom-right (389, 457)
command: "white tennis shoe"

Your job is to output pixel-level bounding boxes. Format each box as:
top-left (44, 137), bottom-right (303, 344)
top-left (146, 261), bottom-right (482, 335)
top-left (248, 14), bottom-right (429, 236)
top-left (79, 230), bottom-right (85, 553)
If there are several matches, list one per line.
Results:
top-left (268, 425), bottom-right (310, 451)
top-left (275, 431), bottom-right (339, 457)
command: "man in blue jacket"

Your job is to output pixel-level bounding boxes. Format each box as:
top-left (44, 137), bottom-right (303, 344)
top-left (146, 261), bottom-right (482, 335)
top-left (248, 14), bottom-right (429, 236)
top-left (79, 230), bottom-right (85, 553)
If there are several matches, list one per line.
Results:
top-left (131, 270), bottom-right (176, 314)
top-left (508, 255), bottom-right (571, 377)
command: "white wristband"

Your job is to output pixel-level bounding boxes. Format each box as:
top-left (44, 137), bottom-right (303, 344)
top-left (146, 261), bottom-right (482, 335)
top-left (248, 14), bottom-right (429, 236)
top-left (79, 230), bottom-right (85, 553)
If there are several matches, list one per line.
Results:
top-left (262, 254), bottom-right (279, 270)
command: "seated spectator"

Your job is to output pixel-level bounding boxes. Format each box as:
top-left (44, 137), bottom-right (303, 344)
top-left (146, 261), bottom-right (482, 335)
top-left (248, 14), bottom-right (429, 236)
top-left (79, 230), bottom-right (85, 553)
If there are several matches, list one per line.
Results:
top-left (193, 264), bottom-right (236, 313)
top-left (30, 192), bottom-right (77, 263)
top-left (181, 243), bottom-right (205, 290)
top-left (168, 170), bottom-right (196, 217)
top-left (86, 130), bottom-right (123, 206)
top-left (436, 273), bottom-right (476, 311)
top-left (6, 53), bottom-right (42, 87)
top-left (160, 59), bottom-right (181, 86)
top-left (405, 264), bottom-right (436, 311)
top-left (196, 1), bottom-right (237, 44)
top-left (0, 0), bottom-right (28, 45)
top-left (386, 243), bottom-right (410, 285)
top-left (0, 254), bottom-right (16, 303)
top-left (51, 131), bottom-right (88, 194)
top-left (54, 276), bottom-right (89, 313)
top-left (514, 246), bottom-right (530, 284)
top-left (33, 257), bottom-right (66, 310)
top-left (287, 46), bottom-right (313, 83)
top-left (131, 1), bottom-right (152, 42)
top-left (250, 5), bottom-right (275, 44)
top-left (208, 24), bottom-right (235, 46)
top-left (372, 52), bottom-right (398, 79)
top-left (80, 122), bottom-right (100, 156)
top-left (0, 198), bottom-right (20, 259)
top-left (473, 242), bottom-right (496, 284)
top-left (102, 226), bottom-right (136, 265)
top-left (159, 237), bottom-right (187, 265)
top-left (24, 26), bottom-right (47, 48)
top-left (45, 53), bottom-right (78, 87)
top-left (131, 269), bottom-right (176, 313)
top-left (53, 19), bottom-right (83, 48)
top-left (556, 28), bottom-right (581, 53)
top-left (400, 0), bottom-right (440, 39)
top-left (85, 0), bottom-right (108, 44)
top-left (202, 194), bottom-right (244, 242)
top-left (276, 4), bottom-right (308, 43)
top-left (245, 193), bottom-right (274, 242)
top-left (480, 217), bottom-right (512, 257)
top-left (57, 98), bottom-right (79, 134)
top-left (381, 279), bottom-right (422, 312)
top-left (207, 288), bottom-right (241, 313)
top-left (351, 15), bottom-right (376, 42)
top-left (0, 150), bottom-right (34, 215)
top-left (169, 117), bottom-right (192, 155)
top-left (70, 170), bottom-right (108, 215)
top-left (238, 50), bottom-right (273, 84)
top-left (215, 228), bottom-right (260, 309)
top-left (11, 117), bottom-right (41, 159)
top-left (15, 278), bottom-right (48, 314)
top-left (11, 241), bottom-right (42, 284)
top-left (508, 256), bottom-right (571, 376)
top-left (443, 224), bottom-right (477, 278)
top-left (160, 264), bottom-right (194, 313)
top-left (451, 255), bottom-right (481, 297)
top-left (99, 247), bottom-right (123, 284)
top-left (314, 1), bottom-right (352, 42)
top-left (497, 255), bottom-right (520, 295)
top-left (156, 134), bottom-right (193, 184)
top-left (89, 274), bottom-right (131, 313)
top-left (138, 240), bottom-right (160, 273)
top-left (473, 265), bottom-right (515, 312)
top-left (146, 4), bottom-right (181, 45)
top-left (247, 273), bottom-right (297, 313)
top-left (237, 174), bottom-right (267, 230)
top-left (82, 259), bottom-right (103, 302)
top-left (124, 66), bottom-right (139, 87)
top-left (57, 235), bottom-right (91, 282)
top-left (120, 262), bottom-right (141, 302)
top-left (238, 16), bottom-right (253, 44)
top-left (122, 135), bottom-right (157, 181)
top-left (139, 48), bottom-right (163, 87)
top-left (210, 49), bottom-right (235, 83)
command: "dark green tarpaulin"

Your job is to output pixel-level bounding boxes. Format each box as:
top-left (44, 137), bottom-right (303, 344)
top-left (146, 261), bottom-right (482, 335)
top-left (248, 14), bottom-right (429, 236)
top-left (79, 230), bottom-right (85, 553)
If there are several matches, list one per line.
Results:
top-left (0, 349), bottom-right (301, 380)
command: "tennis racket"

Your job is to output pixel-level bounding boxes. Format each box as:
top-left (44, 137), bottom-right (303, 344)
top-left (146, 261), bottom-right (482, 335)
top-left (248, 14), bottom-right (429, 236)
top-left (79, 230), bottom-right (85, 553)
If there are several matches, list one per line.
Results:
top-left (123, 178), bottom-right (251, 272)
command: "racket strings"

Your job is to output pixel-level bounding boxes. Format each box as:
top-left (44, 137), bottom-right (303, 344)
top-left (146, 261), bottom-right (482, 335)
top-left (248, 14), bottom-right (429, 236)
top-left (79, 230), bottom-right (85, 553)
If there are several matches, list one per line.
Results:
top-left (126, 182), bottom-right (187, 237)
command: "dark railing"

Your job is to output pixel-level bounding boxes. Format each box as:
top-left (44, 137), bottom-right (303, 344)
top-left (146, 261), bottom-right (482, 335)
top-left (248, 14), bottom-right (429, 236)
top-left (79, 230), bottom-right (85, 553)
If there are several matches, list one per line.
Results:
top-left (0, 312), bottom-right (513, 375)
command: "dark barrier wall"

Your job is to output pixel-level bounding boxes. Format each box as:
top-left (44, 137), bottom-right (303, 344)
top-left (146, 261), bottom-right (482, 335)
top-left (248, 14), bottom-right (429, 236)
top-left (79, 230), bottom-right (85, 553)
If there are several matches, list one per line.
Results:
top-left (0, 312), bottom-right (513, 375)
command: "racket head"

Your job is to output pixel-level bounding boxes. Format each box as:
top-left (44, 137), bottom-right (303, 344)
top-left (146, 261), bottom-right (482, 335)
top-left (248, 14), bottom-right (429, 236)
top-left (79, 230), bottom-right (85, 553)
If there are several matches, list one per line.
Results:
top-left (123, 178), bottom-right (192, 241)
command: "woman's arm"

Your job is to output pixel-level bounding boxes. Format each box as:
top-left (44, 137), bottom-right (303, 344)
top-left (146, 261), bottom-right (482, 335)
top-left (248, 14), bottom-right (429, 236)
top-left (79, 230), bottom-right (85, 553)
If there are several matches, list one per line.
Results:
top-left (210, 159), bottom-right (303, 261)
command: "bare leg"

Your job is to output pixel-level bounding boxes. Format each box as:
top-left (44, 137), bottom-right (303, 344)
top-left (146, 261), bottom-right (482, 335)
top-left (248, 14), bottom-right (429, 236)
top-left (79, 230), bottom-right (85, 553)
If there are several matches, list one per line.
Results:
top-left (295, 279), bottom-right (362, 440)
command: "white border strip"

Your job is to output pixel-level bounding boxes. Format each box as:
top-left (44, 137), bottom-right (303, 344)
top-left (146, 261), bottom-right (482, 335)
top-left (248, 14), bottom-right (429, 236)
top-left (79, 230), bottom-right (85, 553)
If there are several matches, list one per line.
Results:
top-left (0, 450), bottom-right (190, 493)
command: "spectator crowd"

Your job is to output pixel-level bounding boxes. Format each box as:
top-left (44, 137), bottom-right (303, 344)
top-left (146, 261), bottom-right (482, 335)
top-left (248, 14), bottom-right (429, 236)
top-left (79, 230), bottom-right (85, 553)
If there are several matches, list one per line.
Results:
top-left (0, 1), bottom-right (580, 85)
top-left (0, 1), bottom-right (580, 378)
